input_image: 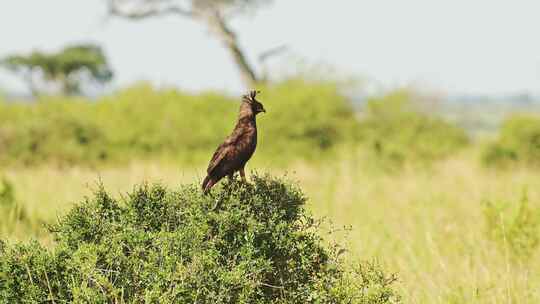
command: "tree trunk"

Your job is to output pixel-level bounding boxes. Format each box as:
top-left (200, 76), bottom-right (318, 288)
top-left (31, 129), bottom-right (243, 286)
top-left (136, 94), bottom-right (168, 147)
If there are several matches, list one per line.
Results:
top-left (107, 1), bottom-right (262, 89)
top-left (25, 72), bottom-right (38, 97)
top-left (203, 12), bottom-right (259, 88)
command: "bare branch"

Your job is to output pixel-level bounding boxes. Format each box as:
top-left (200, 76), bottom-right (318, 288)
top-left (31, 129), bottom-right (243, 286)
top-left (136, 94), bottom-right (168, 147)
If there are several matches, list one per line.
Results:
top-left (258, 44), bottom-right (288, 64)
top-left (257, 45), bottom-right (288, 83)
top-left (107, 0), bottom-right (194, 19)
top-left (202, 10), bottom-right (259, 86)
top-left (103, 0), bottom-right (270, 88)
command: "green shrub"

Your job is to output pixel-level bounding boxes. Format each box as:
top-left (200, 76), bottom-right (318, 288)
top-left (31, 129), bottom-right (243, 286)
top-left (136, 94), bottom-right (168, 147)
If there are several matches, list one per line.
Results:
top-left (359, 90), bottom-right (469, 167)
top-left (357, 90), bottom-right (468, 167)
top-left (482, 115), bottom-right (540, 167)
top-left (483, 194), bottom-right (540, 261)
top-left (258, 79), bottom-right (359, 159)
top-left (0, 178), bottom-right (15, 207)
top-left (0, 175), bottom-right (400, 303)
top-left (0, 177), bottom-right (26, 224)
top-left (0, 79), bottom-right (359, 167)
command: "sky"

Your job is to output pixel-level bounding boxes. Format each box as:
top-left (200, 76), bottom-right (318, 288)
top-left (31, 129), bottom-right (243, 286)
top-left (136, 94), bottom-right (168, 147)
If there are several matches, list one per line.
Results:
top-left (0, 0), bottom-right (539, 96)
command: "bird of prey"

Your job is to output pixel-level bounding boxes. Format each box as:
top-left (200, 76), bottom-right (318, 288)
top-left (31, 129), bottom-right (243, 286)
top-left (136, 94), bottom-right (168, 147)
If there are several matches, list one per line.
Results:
top-left (202, 90), bottom-right (266, 194)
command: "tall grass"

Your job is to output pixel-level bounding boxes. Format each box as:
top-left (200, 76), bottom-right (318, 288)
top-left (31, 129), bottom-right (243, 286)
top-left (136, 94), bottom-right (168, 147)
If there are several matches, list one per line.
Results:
top-left (2, 150), bottom-right (540, 303)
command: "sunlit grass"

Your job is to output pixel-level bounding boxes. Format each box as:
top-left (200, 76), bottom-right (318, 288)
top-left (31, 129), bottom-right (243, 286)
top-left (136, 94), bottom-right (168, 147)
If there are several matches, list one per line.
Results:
top-left (2, 150), bottom-right (540, 303)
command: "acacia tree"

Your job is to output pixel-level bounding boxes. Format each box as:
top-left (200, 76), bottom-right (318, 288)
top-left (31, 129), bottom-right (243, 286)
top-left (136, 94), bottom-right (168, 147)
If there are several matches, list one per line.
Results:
top-left (106, 0), bottom-right (278, 88)
top-left (1, 44), bottom-right (113, 96)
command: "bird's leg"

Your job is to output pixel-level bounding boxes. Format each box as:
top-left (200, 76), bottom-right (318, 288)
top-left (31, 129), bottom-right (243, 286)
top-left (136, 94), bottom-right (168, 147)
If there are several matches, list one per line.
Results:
top-left (212, 196), bottom-right (223, 211)
top-left (215, 175), bottom-right (234, 211)
top-left (240, 168), bottom-right (247, 183)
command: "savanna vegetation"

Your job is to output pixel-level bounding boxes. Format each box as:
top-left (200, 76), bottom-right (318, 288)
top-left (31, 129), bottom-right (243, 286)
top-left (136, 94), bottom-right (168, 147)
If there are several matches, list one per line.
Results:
top-left (0, 79), bottom-right (357, 167)
top-left (482, 115), bottom-right (540, 167)
top-left (1, 79), bottom-right (540, 303)
top-left (0, 175), bottom-right (400, 303)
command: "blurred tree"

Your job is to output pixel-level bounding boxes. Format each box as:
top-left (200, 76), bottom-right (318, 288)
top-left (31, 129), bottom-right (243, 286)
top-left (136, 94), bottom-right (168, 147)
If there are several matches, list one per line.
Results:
top-left (1, 44), bottom-right (113, 96)
top-left (106, 0), bottom-right (282, 88)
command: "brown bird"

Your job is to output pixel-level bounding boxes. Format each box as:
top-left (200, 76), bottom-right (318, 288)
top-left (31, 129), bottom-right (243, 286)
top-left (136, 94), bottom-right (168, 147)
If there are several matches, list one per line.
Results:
top-left (202, 90), bottom-right (266, 194)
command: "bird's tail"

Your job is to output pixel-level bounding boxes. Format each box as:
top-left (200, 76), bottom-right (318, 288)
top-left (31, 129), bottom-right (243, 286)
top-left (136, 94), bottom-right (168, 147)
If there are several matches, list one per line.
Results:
top-left (202, 176), bottom-right (215, 195)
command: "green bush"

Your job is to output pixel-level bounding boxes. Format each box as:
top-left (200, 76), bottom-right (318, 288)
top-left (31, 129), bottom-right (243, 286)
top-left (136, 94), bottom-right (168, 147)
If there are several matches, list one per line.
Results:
top-left (0, 177), bottom-right (26, 225)
top-left (483, 194), bottom-right (540, 261)
top-left (0, 175), bottom-right (400, 303)
top-left (258, 79), bottom-right (359, 159)
top-left (357, 90), bottom-right (468, 167)
top-left (0, 178), bottom-right (15, 207)
top-left (482, 115), bottom-right (540, 167)
top-left (0, 79), bottom-right (359, 167)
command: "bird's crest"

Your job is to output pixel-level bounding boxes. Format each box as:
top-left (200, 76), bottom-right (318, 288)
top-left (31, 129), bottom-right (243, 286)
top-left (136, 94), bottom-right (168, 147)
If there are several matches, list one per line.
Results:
top-left (243, 90), bottom-right (261, 103)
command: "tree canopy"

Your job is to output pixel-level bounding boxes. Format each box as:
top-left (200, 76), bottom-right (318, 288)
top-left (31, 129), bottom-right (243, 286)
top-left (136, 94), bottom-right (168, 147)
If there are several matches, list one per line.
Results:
top-left (1, 44), bottom-right (113, 96)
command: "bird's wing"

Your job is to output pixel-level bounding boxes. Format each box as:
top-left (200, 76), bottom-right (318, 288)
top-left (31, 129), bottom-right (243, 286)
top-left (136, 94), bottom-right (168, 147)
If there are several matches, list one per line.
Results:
top-left (206, 129), bottom-right (242, 175)
top-left (206, 143), bottom-right (232, 174)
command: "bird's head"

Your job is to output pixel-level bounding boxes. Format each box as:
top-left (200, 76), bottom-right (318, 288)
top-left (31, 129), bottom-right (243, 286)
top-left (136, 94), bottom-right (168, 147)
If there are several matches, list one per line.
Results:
top-left (242, 90), bottom-right (266, 115)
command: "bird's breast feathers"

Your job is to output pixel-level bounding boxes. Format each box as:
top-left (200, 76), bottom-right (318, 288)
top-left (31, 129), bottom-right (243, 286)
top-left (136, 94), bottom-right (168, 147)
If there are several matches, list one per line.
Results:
top-left (238, 128), bottom-right (257, 152)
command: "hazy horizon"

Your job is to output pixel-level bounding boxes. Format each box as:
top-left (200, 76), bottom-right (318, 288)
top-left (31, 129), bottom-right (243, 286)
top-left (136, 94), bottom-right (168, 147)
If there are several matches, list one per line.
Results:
top-left (1, 0), bottom-right (539, 96)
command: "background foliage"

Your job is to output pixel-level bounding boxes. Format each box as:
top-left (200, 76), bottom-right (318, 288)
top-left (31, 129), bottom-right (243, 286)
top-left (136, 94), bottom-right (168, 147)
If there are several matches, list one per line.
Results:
top-left (0, 80), bottom-right (473, 168)
top-left (357, 90), bottom-right (469, 168)
top-left (0, 79), bottom-right (359, 167)
top-left (482, 115), bottom-right (540, 167)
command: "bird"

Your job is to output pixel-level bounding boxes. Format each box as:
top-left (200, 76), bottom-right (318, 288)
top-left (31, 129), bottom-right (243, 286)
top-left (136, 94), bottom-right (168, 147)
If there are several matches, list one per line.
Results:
top-left (202, 90), bottom-right (266, 194)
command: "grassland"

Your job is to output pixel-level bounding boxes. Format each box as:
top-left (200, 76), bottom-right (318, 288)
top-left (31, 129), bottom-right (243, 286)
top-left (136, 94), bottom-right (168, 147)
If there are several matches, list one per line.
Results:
top-left (1, 81), bottom-right (540, 303)
top-left (2, 147), bottom-right (539, 303)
